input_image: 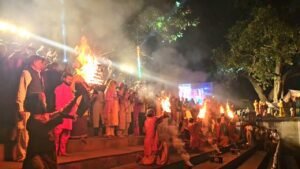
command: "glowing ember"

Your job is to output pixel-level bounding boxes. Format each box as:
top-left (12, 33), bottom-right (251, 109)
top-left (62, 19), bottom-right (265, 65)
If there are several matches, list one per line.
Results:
top-left (198, 102), bottom-right (206, 119)
top-left (226, 102), bottom-right (234, 119)
top-left (220, 105), bottom-right (225, 114)
top-left (161, 97), bottom-right (171, 113)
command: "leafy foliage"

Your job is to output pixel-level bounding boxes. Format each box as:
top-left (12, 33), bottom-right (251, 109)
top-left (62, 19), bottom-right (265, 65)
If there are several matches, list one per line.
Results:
top-left (214, 7), bottom-right (300, 90)
top-left (129, 3), bottom-right (199, 44)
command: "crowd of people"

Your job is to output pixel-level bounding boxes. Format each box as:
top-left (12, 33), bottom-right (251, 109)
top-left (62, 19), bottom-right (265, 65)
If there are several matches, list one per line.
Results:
top-left (253, 98), bottom-right (300, 118)
top-left (0, 40), bottom-right (279, 169)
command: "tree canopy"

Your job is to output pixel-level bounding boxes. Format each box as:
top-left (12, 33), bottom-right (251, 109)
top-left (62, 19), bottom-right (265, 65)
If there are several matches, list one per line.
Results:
top-left (128, 2), bottom-right (199, 45)
top-left (214, 6), bottom-right (300, 101)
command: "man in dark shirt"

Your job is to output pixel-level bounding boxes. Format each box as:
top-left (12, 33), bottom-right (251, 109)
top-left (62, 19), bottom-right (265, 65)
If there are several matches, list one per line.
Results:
top-left (22, 93), bottom-right (82, 169)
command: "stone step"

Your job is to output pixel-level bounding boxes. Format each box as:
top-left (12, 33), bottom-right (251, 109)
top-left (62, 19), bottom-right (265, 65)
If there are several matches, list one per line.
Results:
top-left (237, 151), bottom-right (267, 169)
top-left (0, 145), bottom-right (144, 169)
top-left (67, 136), bottom-right (144, 153)
top-left (112, 145), bottom-right (237, 169)
top-left (193, 146), bottom-right (256, 169)
top-left (111, 149), bottom-right (212, 169)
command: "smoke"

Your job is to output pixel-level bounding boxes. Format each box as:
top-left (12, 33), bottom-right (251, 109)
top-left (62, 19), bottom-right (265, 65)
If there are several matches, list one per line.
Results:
top-left (148, 47), bottom-right (208, 86)
top-left (0, 0), bottom-right (143, 61)
top-left (157, 118), bottom-right (193, 167)
top-left (0, 0), bottom-right (207, 90)
top-left (213, 82), bottom-right (246, 108)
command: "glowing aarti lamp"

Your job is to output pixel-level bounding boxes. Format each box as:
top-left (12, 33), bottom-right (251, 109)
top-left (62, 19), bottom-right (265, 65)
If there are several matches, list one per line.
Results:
top-left (198, 102), bottom-right (206, 119)
top-left (226, 102), bottom-right (234, 119)
top-left (161, 97), bottom-right (171, 113)
top-left (220, 105), bottom-right (225, 114)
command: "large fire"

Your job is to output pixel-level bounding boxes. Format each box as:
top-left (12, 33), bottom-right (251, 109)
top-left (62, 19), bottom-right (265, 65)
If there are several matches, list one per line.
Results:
top-left (198, 102), bottom-right (206, 119)
top-left (75, 36), bottom-right (102, 85)
top-left (226, 102), bottom-right (234, 119)
top-left (161, 97), bottom-right (171, 113)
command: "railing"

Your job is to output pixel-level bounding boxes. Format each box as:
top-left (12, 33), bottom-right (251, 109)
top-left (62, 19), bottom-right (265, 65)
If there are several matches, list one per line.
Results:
top-left (271, 140), bottom-right (280, 169)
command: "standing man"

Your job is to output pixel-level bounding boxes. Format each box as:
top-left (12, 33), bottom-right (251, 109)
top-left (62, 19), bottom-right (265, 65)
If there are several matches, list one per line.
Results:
top-left (16, 55), bottom-right (46, 161)
top-left (53, 73), bottom-right (75, 156)
top-left (104, 80), bottom-right (119, 137)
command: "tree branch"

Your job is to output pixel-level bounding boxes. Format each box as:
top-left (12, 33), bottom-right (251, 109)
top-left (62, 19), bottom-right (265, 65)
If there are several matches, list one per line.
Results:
top-left (241, 73), bottom-right (268, 101)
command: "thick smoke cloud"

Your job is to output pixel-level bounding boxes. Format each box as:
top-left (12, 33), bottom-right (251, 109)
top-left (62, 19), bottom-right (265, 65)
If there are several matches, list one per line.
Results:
top-left (0, 0), bottom-right (207, 86)
top-left (149, 47), bottom-right (208, 85)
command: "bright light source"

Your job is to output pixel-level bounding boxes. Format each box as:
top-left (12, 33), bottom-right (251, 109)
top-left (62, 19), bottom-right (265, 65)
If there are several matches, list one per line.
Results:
top-left (0, 21), bottom-right (31, 38)
top-left (0, 22), bottom-right (9, 31)
top-left (119, 64), bottom-right (135, 74)
top-left (17, 28), bottom-right (31, 38)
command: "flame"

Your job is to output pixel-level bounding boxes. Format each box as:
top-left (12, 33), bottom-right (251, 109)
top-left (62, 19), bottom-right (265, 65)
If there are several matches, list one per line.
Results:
top-left (75, 36), bottom-right (102, 85)
top-left (226, 102), bottom-right (234, 119)
top-left (198, 102), bottom-right (206, 119)
top-left (161, 97), bottom-right (171, 113)
top-left (220, 105), bottom-right (225, 114)
top-left (80, 56), bottom-right (99, 84)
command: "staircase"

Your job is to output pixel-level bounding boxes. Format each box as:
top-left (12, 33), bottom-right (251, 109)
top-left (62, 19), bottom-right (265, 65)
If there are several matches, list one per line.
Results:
top-left (0, 136), bottom-right (144, 169)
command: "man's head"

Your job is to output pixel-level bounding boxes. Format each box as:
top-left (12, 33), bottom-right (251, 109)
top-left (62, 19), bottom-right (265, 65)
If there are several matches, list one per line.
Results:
top-left (29, 55), bottom-right (46, 71)
top-left (146, 108), bottom-right (155, 117)
top-left (62, 73), bottom-right (73, 86)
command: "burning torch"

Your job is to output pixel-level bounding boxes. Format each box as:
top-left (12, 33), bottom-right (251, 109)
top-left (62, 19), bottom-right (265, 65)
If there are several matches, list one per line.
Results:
top-left (198, 102), bottom-right (207, 119)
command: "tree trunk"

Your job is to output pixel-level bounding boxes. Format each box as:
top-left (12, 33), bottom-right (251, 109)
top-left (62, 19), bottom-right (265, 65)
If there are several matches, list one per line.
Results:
top-left (273, 59), bottom-right (282, 103)
top-left (246, 75), bottom-right (268, 101)
top-left (268, 88), bottom-right (274, 101)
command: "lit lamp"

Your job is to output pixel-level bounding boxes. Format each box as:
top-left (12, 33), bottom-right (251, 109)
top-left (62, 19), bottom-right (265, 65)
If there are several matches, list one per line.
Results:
top-left (198, 102), bottom-right (206, 119)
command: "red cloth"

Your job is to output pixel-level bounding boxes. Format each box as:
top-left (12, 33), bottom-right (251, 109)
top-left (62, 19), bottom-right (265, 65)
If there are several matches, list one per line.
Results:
top-left (54, 127), bottom-right (71, 155)
top-left (188, 123), bottom-right (204, 150)
top-left (54, 83), bottom-right (75, 130)
top-left (104, 87), bottom-right (119, 127)
top-left (143, 117), bottom-right (159, 156)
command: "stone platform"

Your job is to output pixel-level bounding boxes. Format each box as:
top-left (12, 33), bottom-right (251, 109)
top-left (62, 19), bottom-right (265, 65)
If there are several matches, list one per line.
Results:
top-left (0, 136), bottom-right (144, 169)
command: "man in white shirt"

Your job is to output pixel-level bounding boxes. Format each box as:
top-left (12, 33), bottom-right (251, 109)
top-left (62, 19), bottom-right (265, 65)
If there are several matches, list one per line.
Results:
top-left (15, 55), bottom-right (46, 161)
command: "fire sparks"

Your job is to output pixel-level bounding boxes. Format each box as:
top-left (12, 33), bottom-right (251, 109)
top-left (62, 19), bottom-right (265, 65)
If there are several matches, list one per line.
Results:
top-left (198, 102), bottom-right (206, 119)
top-left (161, 97), bottom-right (171, 113)
top-left (226, 102), bottom-right (234, 119)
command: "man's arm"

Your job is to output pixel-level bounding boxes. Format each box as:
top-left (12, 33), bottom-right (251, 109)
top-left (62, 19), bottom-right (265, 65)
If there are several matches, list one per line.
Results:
top-left (16, 70), bottom-right (31, 112)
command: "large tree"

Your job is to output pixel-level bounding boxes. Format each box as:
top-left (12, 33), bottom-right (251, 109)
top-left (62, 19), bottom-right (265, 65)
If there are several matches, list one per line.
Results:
top-left (214, 7), bottom-right (300, 102)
